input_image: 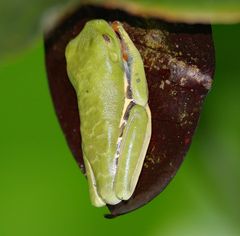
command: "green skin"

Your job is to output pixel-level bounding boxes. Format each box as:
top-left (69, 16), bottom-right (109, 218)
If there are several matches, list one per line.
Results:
top-left (65, 19), bottom-right (151, 207)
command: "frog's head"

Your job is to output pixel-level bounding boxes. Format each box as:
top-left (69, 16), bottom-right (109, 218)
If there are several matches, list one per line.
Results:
top-left (80, 20), bottom-right (122, 63)
top-left (65, 19), bottom-right (123, 88)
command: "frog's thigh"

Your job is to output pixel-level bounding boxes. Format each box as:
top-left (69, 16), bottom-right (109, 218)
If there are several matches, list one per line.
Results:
top-left (83, 154), bottom-right (106, 207)
top-left (114, 104), bottom-right (151, 200)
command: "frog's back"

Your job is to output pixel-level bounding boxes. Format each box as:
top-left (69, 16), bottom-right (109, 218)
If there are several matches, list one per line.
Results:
top-left (65, 20), bottom-right (125, 204)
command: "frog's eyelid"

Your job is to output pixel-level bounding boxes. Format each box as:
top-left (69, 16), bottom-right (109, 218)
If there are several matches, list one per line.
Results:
top-left (102, 34), bottom-right (111, 43)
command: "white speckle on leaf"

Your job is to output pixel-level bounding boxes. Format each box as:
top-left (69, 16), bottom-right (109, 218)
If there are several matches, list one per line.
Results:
top-left (159, 80), bottom-right (165, 90)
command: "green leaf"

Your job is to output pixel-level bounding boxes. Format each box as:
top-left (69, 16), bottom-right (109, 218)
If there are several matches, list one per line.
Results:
top-left (0, 0), bottom-right (74, 60)
top-left (108, 0), bottom-right (240, 23)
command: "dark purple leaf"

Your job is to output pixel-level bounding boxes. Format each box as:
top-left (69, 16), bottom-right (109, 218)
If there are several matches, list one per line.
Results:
top-left (44, 4), bottom-right (215, 218)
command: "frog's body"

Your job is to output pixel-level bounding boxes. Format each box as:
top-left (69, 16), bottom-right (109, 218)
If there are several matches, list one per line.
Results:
top-left (65, 19), bottom-right (151, 206)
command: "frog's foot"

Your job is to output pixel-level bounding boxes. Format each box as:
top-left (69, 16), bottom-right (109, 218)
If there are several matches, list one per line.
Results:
top-left (84, 154), bottom-right (122, 206)
top-left (83, 155), bottom-right (106, 207)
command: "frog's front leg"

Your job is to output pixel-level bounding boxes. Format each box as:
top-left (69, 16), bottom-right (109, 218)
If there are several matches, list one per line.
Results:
top-left (114, 104), bottom-right (151, 200)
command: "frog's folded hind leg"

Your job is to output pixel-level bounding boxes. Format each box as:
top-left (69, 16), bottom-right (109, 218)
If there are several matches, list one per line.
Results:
top-left (83, 154), bottom-right (106, 207)
top-left (114, 104), bottom-right (151, 200)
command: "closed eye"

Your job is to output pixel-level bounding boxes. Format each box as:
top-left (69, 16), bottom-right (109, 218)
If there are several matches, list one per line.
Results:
top-left (102, 34), bottom-right (111, 43)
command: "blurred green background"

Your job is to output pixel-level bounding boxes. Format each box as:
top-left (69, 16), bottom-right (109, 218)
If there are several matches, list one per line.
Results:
top-left (0, 2), bottom-right (240, 236)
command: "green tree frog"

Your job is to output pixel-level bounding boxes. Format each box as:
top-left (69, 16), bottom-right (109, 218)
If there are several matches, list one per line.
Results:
top-left (65, 19), bottom-right (151, 207)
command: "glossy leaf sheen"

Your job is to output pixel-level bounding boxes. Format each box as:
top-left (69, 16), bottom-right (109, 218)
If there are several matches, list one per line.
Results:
top-left (44, 5), bottom-right (215, 217)
top-left (106, 0), bottom-right (240, 23)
